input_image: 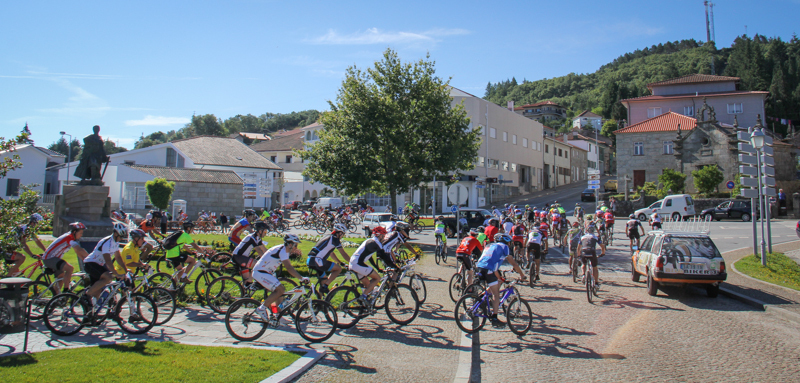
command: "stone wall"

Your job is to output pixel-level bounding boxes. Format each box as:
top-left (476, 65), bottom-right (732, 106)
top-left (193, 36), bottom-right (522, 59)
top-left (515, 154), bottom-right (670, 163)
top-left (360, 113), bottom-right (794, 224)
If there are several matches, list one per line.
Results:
top-left (172, 181), bottom-right (245, 219)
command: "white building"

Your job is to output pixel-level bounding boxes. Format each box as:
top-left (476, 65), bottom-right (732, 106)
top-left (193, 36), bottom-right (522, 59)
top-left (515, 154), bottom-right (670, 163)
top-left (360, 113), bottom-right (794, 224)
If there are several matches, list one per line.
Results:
top-left (572, 110), bottom-right (603, 130)
top-left (1, 144), bottom-right (64, 197)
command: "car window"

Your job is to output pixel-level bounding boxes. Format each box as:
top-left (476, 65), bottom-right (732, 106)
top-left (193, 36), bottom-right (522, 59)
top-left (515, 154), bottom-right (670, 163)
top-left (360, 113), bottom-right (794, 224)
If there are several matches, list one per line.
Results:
top-left (649, 200), bottom-right (663, 209)
top-left (685, 196), bottom-right (694, 206)
top-left (651, 236), bottom-right (663, 255)
top-left (665, 199), bottom-right (673, 207)
top-left (640, 235), bottom-right (655, 252)
top-left (660, 236), bottom-right (721, 259)
top-left (731, 201), bottom-right (742, 208)
top-left (479, 209), bottom-right (492, 217)
top-left (718, 201), bottom-right (731, 209)
top-left (378, 214), bottom-right (393, 222)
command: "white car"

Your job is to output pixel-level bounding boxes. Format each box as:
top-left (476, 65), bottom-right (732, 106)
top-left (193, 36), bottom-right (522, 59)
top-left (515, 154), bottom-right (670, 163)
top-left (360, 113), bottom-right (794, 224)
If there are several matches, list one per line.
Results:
top-left (634, 194), bottom-right (696, 221)
top-left (362, 213), bottom-right (394, 235)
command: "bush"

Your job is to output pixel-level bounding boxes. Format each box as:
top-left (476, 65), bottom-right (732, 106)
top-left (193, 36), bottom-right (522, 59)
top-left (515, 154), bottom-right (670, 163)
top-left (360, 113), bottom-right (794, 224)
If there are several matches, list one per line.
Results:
top-left (693, 165), bottom-right (725, 196)
top-left (659, 169), bottom-right (686, 194)
top-left (145, 177), bottom-right (175, 211)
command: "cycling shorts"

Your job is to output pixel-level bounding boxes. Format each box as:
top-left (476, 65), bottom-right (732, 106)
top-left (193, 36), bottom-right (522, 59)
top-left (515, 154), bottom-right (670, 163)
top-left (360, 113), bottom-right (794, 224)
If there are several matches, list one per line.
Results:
top-left (43, 257), bottom-right (67, 273)
top-left (580, 254), bottom-right (598, 267)
top-left (84, 261), bottom-right (109, 285)
top-left (476, 268), bottom-right (499, 287)
top-left (628, 231), bottom-right (641, 240)
top-left (232, 254), bottom-right (255, 272)
top-left (349, 263), bottom-right (374, 279)
top-left (168, 253), bottom-right (189, 268)
top-left (253, 270), bottom-right (281, 291)
top-left (456, 252), bottom-right (473, 271)
top-left (436, 232), bottom-right (447, 243)
top-left (527, 243), bottom-right (542, 259)
top-left (512, 239), bottom-right (524, 248)
top-left (307, 257), bottom-right (335, 277)
top-left (652, 222), bottom-right (662, 230)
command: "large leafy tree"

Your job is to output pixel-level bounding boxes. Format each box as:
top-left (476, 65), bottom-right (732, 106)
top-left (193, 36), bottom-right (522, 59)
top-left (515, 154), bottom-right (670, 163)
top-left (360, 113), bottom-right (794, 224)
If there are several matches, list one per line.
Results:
top-left (300, 48), bottom-right (480, 207)
top-left (48, 137), bottom-right (82, 162)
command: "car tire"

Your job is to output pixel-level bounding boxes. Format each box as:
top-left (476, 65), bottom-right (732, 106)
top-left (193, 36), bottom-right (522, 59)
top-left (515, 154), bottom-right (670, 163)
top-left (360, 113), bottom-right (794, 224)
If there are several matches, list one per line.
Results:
top-left (631, 260), bottom-right (640, 283)
top-left (638, 213), bottom-right (647, 221)
top-left (706, 284), bottom-right (720, 298)
top-left (741, 213), bottom-right (751, 222)
top-left (671, 212), bottom-right (681, 221)
top-left (646, 270), bottom-right (659, 296)
top-left (701, 214), bottom-right (711, 221)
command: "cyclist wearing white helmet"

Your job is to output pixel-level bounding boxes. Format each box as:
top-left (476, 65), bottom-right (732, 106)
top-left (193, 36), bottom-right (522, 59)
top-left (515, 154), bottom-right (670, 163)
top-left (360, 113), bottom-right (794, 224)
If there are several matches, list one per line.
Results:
top-left (252, 234), bottom-right (308, 324)
top-left (82, 222), bottom-right (129, 311)
top-left (475, 233), bottom-right (527, 328)
top-left (307, 223), bottom-right (351, 294)
top-left (382, 221), bottom-right (421, 261)
top-left (231, 221), bottom-right (271, 286)
top-left (5, 213), bottom-right (47, 276)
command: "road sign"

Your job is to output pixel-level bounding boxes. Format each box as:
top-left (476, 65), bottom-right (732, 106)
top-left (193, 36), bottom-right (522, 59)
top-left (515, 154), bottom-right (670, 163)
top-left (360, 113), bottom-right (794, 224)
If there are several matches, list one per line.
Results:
top-left (740, 188), bottom-right (759, 198)
top-left (762, 176), bottom-right (776, 187)
top-left (588, 174), bottom-right (600, 180)
top-left (451, 205), bottom-right (458, 213)
top-left (499, 180), bottom-right (513, 184)
top-left (476, 184), bottom-right (486, 189)
top-left (588, 170), bottom-right (600, 175)
top-left (738, 154), bottom-right (757, 165)
top-left (448, 183), bottom-right (469, 205)
top-left (763, 187), bottom-right (776, 196)
top-left (738, 142), bottom-right (756, 154)
top-left (740, 177), bottom-right (758, 188)
top-left (588, 185), bottom-right (600, 189)
top-left (726, 181), bottom-right (735, 189)
top-left (762, 166), bottom-right (775, 176)
top-left (739, 165), bottom-right (758, 176)
top-left (760, 155), bottom-right (775, 167)
top-left (588, 180), bottom-right (600, 185)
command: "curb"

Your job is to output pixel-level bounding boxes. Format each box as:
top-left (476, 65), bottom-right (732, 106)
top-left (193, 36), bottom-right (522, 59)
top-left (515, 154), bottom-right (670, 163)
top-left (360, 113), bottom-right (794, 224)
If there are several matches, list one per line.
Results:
top-left (718, 287), bottom-right (800, 325)
top-left (261, 348), bottom-right (327, 383)
top-left (727, 240), bottom-right (800, 296)
top-left (453, 332), bottom-right (473, 383)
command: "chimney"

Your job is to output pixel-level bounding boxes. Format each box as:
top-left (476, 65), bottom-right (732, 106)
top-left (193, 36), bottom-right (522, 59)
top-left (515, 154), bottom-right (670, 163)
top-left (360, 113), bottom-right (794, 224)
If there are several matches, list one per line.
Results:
top-left (508, 100), bottom-right (514, 111)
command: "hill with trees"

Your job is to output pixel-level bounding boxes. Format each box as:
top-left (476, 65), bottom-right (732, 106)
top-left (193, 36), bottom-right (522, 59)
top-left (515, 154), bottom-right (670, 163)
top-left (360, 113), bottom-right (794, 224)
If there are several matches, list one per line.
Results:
top-left (485, 35), bottom-right (800, 136)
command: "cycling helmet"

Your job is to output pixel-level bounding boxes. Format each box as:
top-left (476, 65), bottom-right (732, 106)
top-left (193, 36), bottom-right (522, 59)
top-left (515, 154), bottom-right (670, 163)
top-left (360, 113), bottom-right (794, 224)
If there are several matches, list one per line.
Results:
top-left (284, 234), bottom-right (300, 244)
top-left (469, 228), bottom-right (478, 236)
top-left (576, 203), bottom-right (581, 206)
top-left (183, 221), bottom-right (195, 230)
top-left (504, 204), bottom-right (509, 207)
top-left (253, 221), bottom-right (270, 232)
top-left (492, 206), bottom-right (496, 209)
top-left (395, 222), bottom-right (410, 232)
top-left (371, 226), bottom-right (387, 236)
top-left (489, 218), bottom-right (499, 224)
top-left (494, 233), bottom-right (512, 244)
top-left (243, 209), bottom-right (257, 217)
top-left (29, 213), bottom-right (43, 224)
top-left (151, 211), bottom-right (162, 219)
top-left (130, 229), bottom-right (146, 238)
top-left (113, 222), bottom-right (128, 237)
top-left (477, 225), bottom-right (485, 232)
top-left (332, 223), bottom-right (348, 233)
top-left (629, 214), bottom-right (636, 219)
top-left (572, 222), bottom-right (580, 228)
top-left (69, 222), bottom-right (86, 231)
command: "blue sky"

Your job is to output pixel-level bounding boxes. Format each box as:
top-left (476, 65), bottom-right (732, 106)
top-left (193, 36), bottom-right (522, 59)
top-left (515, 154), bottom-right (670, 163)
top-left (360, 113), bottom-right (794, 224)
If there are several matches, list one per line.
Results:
top-left (2, 0), bottom-right (798, 149)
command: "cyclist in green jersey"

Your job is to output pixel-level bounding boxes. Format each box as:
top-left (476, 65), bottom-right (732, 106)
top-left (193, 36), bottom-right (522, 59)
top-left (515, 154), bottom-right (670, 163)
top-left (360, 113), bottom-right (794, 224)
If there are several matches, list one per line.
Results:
top-left (476, 226), bottom-right (488, 246)
top-left (260, 209), bottom-right (271, 222)
top-left (434, 216), bottom-right (447, 247)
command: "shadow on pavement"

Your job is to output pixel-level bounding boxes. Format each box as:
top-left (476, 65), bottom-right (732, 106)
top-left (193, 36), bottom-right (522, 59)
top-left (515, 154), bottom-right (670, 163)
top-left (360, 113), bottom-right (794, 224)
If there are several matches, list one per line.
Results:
top-left (338, 319), bottom-right (458, 351)
top-left (597, 293), bottom-right (685, 311)
top-left (315, 343), bottom-right (377, 374)
top-left (481, 333), bottom-right (625, 360)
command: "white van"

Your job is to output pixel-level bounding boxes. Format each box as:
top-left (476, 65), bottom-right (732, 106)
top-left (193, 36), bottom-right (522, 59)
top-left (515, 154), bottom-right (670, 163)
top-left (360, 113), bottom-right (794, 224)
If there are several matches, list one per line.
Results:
top-left (315, 197), bottom-right (343, 209)
top-left (634, 194), bottom-right (696, 221)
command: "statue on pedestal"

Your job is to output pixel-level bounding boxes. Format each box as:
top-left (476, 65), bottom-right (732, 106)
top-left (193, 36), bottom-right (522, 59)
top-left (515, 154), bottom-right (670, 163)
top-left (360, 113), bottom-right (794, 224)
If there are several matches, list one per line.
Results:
top-left (74, 125), bottom-right (109, 186)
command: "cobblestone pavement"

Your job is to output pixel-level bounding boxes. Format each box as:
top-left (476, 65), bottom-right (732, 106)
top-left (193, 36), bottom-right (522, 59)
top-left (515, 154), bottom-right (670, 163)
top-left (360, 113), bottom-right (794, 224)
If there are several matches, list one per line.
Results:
top-left (292, 246), bottom-right (465, 383)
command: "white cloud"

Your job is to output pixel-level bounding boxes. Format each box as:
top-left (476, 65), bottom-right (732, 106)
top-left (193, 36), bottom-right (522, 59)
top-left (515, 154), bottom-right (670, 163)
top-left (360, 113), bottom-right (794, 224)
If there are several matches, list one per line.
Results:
top-left (308, 27), bottom-right (469, 45)
top-left (124, 115), bottom-right (190, 126)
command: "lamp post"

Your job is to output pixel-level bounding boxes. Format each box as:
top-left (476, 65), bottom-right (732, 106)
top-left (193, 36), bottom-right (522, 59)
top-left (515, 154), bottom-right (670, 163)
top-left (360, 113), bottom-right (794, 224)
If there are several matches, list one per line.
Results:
top-left (750, 126), bottom-right (767, 266)
top-left (59, 131), bottom-right (72, 190)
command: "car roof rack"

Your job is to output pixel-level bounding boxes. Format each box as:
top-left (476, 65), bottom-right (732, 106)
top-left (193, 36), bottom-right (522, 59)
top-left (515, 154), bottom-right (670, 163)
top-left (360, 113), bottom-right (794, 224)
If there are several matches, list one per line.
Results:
top-left (657, 215), bottom-right (712, 235)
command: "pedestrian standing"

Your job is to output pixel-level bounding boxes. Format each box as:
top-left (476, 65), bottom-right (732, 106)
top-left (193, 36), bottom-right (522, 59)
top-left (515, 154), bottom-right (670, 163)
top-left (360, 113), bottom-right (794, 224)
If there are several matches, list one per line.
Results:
top-left (220, 213), bottom-right (229, 234)
top-left (778, 188), bottom-right (787, 215)
top-left (609, 197), bottom-right (617, 217)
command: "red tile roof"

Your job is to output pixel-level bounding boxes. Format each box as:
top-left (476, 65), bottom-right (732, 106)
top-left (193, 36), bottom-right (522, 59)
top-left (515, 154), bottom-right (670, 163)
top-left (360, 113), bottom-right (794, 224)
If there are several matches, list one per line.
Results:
top-left (614, 112), bottom-right (697, 134)
top-left (619, 90), bottom-right (768, 103)
top-left (647, 74), bottom-right (740, 88)
top-left (575, 110), bottom-right (602, 118)
top-left (514, 100), bottom-right (563, 110)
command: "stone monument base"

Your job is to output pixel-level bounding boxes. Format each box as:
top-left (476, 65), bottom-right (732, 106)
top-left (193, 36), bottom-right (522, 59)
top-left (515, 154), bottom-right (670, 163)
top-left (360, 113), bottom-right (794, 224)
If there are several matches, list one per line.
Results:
top-left (53, 185), bottom-right (113, 238)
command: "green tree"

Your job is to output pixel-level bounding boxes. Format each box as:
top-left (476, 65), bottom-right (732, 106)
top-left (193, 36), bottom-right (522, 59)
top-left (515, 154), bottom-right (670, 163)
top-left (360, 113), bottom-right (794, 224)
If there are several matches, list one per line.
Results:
top-left (692, 165), bottom-right (725, 195)
top-left (145, 177), bottom-right (175, 211)
top-left (299, 48), bottom-right (480, 207)
top-left (104, 139), bottom-right (128, 155)
top-left (190, 114), bottom-right (227, 137)
top-left (47, 137), bottom-right (82, 162)
top-left (658, 168), bottom-right (687, 194)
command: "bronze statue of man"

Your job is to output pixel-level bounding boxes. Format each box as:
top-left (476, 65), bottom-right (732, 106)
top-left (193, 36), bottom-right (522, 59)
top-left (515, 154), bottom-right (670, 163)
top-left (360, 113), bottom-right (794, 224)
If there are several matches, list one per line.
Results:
top-left (74, 125), bottom-right (109, 185)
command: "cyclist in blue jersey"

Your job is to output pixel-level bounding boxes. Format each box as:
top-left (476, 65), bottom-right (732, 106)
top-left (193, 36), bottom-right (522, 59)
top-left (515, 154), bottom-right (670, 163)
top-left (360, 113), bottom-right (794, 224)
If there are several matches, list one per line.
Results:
top-left (475, 233), bottom-right (527, 328)
top-left (229, 209), bottom-right (258, 248)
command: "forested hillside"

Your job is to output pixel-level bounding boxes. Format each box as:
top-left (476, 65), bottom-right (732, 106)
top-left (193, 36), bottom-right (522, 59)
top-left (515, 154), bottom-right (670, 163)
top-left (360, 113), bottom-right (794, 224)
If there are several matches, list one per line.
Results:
top-left (485, 35), bottom-right (800, 136)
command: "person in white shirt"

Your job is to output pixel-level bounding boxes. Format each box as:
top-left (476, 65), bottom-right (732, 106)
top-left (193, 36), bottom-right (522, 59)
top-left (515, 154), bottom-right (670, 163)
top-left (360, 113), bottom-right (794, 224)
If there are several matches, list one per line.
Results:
top-left (82, 222), bottom-right (128, 310)
top-left (502, 217), bottom-right (514, 234)
top-left (650, 212), bottom-right (662, 230)
top-left (252, 234), bottom-right (308, 323)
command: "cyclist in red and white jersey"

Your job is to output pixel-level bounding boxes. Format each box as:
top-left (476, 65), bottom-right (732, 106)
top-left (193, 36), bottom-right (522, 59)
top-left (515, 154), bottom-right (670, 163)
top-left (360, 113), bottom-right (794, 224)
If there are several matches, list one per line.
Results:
top-left (456, 228), bottom-right (484, 286)
top-left (539, 220), bottom-right (550, 253)
top-left (41, 222), bottom-right (89, 292)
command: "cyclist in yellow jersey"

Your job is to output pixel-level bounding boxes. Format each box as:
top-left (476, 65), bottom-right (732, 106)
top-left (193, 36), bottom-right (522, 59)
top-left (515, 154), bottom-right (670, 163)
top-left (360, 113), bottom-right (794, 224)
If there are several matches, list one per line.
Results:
top-left (115, 229), bottom-right (150, 275)
top-left (434, 216), bottom-right (447, 247)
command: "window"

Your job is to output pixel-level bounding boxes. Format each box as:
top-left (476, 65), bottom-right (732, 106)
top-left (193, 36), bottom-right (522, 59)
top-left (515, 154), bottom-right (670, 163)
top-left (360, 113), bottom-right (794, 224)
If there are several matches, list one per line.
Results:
top-left (490, 127), bottom-right (496, 138)
top-left (512, 134), bottom-right (517, 144)
top-left (558, 148), bottom-right (563, 157)
top-left (634, 142), bottom-right (644, 156)
top-left (523, 138), bottom-right (528, 148)
top-left (166, 147), bottom-right (177, 167)
top-left (663, 141), bottom-right (673, 154)
top-left (270, 156), bottom-right (277, 163)
top-left (6, 178), bottom-right (20, 196)
top-left (647, 107), bottom-right (662, 118)
top-left (306, 131), bottom-right (311, 141)
top-left (502, 161), bottom-right (509, 171)
top-left (665, 199), bottom-right (672, 207)
top-left (545, 144), bottom-right (549, 154)
top-left (565, 151), bottom-right (568, 159)
top-left (285, 155), bottom-right (292, 163)
top-left (684, 106), bottom-right (694, 116)
top-left (727, 103), bottom-right (743, 114)
top-left (477, 156), bottom-right (485, 166)
top-left (511, 163), bottom-right (517, 172)
top-left (503, 132), bottom-right (508, 142)
top-left (588, 143), bottom-right (592, 153)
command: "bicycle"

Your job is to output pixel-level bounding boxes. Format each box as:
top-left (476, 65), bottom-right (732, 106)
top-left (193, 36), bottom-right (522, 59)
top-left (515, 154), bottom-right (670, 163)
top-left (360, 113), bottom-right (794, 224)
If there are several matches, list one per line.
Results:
top-left (205, 264), bottom-right (298, 314)
top-left (325, 266), bottom-right (420, 329)
top-left (129, 265), bottom-right (177, 325)
top-left (149, 250), bottom-right (230, 301)
top-left (224, 280), bottom-right (337, 343)
top-left (393, 259), bottom-right (426, 304)
top-left (453, 273), bottom-right (532, 335)
top-left (43, 273), bottom-right (158, 336)
top-left (9, 256), bottom-right (89, 320)
top-left (434, 237), bottom-right (448, 265)
top-left (581, 255), bottom-right (599, 303)
top-left (448, 262), bottom-right (471, 302)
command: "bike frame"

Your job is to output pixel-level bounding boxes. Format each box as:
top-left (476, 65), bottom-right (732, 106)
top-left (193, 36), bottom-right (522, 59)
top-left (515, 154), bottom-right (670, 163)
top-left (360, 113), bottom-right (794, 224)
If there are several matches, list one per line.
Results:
top-left (469, 283), bottom-right (517, 319)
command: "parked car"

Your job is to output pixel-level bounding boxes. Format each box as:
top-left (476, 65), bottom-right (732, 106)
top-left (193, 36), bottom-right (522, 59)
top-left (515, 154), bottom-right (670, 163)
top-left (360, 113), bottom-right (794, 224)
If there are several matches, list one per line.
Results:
top-left (283, 200), bottom-right (301, 210)
top-left (440, 208), bottom-right (492, 238)
top-left (700, 200), bottom-right (757, 222)
top-left (347, 198), bottom-right (368, 210)
top-left (631, 232), bottom-right (726, 297)
top-left (297, 198), bottom-right (317, 211)
top-left (634, 194), bottom-right (696, 221)
top-left (604, 179), bottom-right (618, 192)
top-left (362, 213), bottom-right (394, 235)
top-left (581, 189), bottom-right (596, 202)
top-left (315, 197), bottom-right (343, 210)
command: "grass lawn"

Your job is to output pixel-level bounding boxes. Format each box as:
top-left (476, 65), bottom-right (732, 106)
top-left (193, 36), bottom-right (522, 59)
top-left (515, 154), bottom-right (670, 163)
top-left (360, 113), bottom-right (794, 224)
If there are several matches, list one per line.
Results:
top-left (734, 253), bottom-right (800, 291)
top-left (0, 341), bottom-right (300, 383)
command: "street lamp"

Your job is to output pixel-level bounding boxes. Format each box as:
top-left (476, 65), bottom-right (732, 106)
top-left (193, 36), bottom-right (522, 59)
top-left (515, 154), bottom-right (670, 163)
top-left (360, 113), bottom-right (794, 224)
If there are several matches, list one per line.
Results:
top-left (59, 131), bottom-right (72, 189)
top-left (750, 126), bottom-right (767, 266)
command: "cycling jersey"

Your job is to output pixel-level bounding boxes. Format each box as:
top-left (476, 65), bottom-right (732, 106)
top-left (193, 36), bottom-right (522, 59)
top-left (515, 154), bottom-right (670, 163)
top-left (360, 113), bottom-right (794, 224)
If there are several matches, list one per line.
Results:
top-left (252, 244), bottom-right (289, 275)
top-left (552, 213), bottom-right (561, 223)
top-left (115, 241), bottom-right (141, 274)
top-left (475, 243), bottom-right (510, 272)
top-left (511, 224), bottom-right (526, 243)
top-left (476, 232), bottom-right (488, 245)
top-left (484, 225), bottom-right (498, 243)
top-left (307, 234), bottom-right (342, 261)
top-left (381, 231), bottom-right (407, 252)
top-left (140, 220), bottom-right (158, 233)
top-left (434, 222), bottom-right (445, 234)
top-left (539, 223), bottom-right (550, 237)
top-left (626, 219), bottom-right (643, 236)
top-left (456, 236), bottom-right (484, 257)
top-left (349, 237), bottom-right (396, 269)
top-left (42, 232), bottom-right (79, 260)
top-left (574, 208), bottom-right (583, 217)
top-left (604, 212), bottom-right (615, 223)
top-left (166, 232), bottom-right (194, 259)
top-left (233, 233), bottom-right (265, 258)
top-left (229, 218), bottom-right (250, 244)
top-left (526, 230), bottom-right (542, 245)
top-left (386, 220), bottom-right (397, 232)
top-left (566, 228), bottom-right (583, 249)
top-left (84, 235), bottom-right (121, 267)
top-left (579, 233), bottom-right (600, 256)
top-left (502, 221), bottom-right (513, 234)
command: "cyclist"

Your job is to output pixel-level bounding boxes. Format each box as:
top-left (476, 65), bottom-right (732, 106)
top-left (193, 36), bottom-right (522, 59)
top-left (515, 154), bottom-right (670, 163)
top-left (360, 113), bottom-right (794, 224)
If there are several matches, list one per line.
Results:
top-left (476, 226), bottom-right (488, 246)
top-left (387, 215), bottom-right (399, 232)
top-left (574, 203), bottom-right (584, 222)
top-left (526, 206), bottom-right (535, 225)
top-left (229, 209), bottom-right (258, 248)
top-left (491, 206), bottom-right (502, 219)
top-left (231, 221), bottom-right (271, 286)
top-left (166, 221), bottom-right (210, 284)
top-left (538, 219), bottom-right (550, 254)
top-left (511, 220), bottom-right (527, 265)
top-left (650, 212), bottom-right (662, 230)
top-left (41, 222), bottom-right (89, 293)
top-left (260, 209), bottom-right (271, 223)
top-left (484, 218), bottom-right (500, 244)
top-left (348, 226), bottom-right (397, 303)
top-left (475, 233), bottom-right (527, 328)
top-left (115, 229), bottom-right (150, 276)
top-left (513, 206), bottom-right (523, 221)
top-left (525, 227), bottom-right (543, 282)
top-left (566, 222), bottom-right (583, 274)
top-left (576, 226), bottom-right (606, 286)
top-left (626, 214), bottom-right (645, 250)
top-left (82, 222), bottom-right (128, 311)
top-left (6, 214), bottom-right (47, 277)
top-left (307, 223), bottom-right (351, 295)
top-left (434, 216), bottom-right (447, 248)
top-left (603, 210), bottom-right (615, 241)
top-left (382, 222), bottom-right (421, 262)
top-left (455, 228), bottom-right (484, 286)
top-left (138, 211), bottom-right (164, 261)
top-left (253, 234), bottom-right (309, 324)
top-left (501, 217), bottom-right (513, 235)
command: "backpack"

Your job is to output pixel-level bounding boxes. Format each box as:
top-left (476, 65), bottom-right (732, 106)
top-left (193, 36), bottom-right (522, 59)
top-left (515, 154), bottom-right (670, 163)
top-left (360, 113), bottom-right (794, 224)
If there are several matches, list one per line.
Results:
top-left (513, 225), bottom-right (525, 236)
top-left (162, 230), bottom-right (184, 250)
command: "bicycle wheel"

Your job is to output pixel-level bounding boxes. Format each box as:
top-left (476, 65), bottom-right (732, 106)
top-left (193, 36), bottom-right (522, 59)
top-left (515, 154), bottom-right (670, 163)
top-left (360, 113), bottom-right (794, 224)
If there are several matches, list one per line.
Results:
top-left (454, 293), bottom-right (486, 334)
top-left (195, 268), bottom-right (223, 299)
top-left (292, 220), bottom-right (304, 229)
top-left (155, 256), bottom-right (175, 273)
top-left (412, 221), bottom-right (425, 234)
top-left (571, 258), bottom-right (579, 284)
top-left (315, 222), bottom-right (328, 235)
top-left (528, 261), bottom-right (537, 288)
top-left (449, 273), bottom-right (465, 302)
top-left (205, 276), bottom-right (244, 314)
top-left (210, 252), bottom-right (234, 272)
top-left (407, 274), bottom-right (427, 304)
top-left (384, 284), bottom-right (420, 325)
top-left (324, 285), bottom-right (363, 329)
top-left (225, 298), bottom-right (268, 341)
top-left (505, 296), bottom-right (532, 336)
top-left (585, 272), bottom-right (594, 303)
top-left (463, 282), bottom-right (485, 297)
top-left (115, 292), bottom-right (157, 334)
top-left (294, 299), bottom-right (338, 343)
top-left (146, 287), bottom-right (176, 325)
top-left (441, 246), bottom-right (448, 263)
top-left (28, 280), bottom-right (57, 320)
top-left (347, 222), bottom-right (357, 234)
top-left (43, 293), bottom-right (86, 336)
top-left (149, 272), bottom-right (177, 291)
top-left (434, 245), bottom-right (441, 265)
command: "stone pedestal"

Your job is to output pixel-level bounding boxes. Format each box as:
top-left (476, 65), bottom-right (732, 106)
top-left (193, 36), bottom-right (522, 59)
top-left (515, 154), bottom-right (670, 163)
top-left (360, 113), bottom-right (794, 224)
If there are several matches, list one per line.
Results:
top-left (53, 185), bottom-right (113, 238)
